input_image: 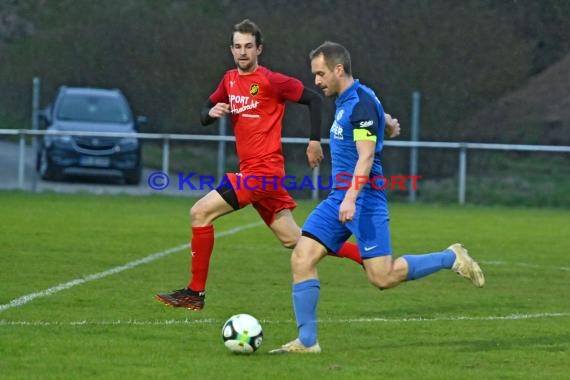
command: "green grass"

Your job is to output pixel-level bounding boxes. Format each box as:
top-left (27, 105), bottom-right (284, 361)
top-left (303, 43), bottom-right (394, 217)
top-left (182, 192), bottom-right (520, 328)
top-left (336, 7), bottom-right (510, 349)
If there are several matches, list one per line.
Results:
top-left (0, 192), bottom-right (569, 379)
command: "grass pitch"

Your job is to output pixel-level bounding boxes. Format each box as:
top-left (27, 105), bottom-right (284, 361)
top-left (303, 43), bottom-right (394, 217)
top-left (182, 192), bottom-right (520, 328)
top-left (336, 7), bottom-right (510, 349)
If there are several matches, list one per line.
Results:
top-left (0, 192), bottom-right (568, 379)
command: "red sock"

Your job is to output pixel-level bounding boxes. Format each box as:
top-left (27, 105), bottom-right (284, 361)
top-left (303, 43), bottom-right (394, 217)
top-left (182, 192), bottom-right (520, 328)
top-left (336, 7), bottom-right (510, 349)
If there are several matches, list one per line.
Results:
top-left (188, 225), bottom-right (214, 292)
top-left (334, 242), bottom-right (363, 265)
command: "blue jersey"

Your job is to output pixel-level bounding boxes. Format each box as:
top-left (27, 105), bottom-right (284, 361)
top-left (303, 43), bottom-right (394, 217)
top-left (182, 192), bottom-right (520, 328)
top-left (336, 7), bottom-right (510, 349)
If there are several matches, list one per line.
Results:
top-left (302, 80), bottom-right (391, 257)
top-left (328, 79), bottom-right (386, 203)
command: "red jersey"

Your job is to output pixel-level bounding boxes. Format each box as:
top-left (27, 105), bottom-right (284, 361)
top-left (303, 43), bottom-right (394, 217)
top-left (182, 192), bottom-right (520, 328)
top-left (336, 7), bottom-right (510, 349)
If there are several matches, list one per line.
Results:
top-left (209, 65), bottom-right (304, 177)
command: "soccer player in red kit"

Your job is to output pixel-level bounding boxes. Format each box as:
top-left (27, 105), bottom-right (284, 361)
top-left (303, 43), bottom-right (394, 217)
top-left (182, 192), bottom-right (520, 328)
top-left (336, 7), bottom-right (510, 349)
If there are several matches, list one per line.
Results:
top-left (155, 19), bottom-right (400, 310)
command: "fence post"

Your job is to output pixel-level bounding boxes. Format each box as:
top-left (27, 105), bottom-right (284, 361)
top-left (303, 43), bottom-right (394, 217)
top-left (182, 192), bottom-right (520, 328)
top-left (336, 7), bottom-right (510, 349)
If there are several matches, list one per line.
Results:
top-left (18, 132), bottom-right (26, 190)
top-left (409, 91), bottom-right (420, 202)
top-left (458, 145), bottom-right (467, 205)
top-left (162, 137), bottom-right (170, 175)
top-left (311, 165), bottom-right (320, 201)
top-left (31, 77), bottom-right (40, 192)
top-left (217, 116), bottom-right (227, 182)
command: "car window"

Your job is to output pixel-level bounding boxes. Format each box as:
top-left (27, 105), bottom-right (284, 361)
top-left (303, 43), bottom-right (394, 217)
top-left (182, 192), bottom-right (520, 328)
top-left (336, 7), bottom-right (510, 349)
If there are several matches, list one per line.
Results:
top-left (56, 94), bottom-right (131, 123)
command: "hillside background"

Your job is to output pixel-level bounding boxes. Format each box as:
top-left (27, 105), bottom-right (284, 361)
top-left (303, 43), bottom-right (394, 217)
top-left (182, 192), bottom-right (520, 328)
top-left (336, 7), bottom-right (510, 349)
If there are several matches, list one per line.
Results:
top-left (0, 0), bottom-right (568, 205)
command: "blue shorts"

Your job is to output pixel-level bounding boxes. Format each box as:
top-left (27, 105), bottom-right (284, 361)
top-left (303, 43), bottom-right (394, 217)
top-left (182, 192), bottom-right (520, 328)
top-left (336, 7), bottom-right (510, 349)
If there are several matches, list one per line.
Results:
top-left (302, 197), bottom-right (391, 259)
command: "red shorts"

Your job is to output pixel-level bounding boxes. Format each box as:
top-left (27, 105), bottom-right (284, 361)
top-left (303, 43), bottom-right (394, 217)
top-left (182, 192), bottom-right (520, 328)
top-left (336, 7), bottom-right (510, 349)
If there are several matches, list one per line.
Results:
top-left (221, 172), bottom-right (296, 226)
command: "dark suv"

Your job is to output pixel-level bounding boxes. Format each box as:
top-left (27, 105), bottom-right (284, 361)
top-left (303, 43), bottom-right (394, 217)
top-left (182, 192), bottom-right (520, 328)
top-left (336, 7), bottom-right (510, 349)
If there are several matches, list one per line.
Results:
top-left (37, 86), bottom-right (145, 184)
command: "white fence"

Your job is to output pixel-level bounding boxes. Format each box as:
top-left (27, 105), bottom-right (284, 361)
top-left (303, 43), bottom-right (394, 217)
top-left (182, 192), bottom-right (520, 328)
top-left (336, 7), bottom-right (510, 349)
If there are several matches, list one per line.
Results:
top-left (1, 128), bottom-right (569, 204)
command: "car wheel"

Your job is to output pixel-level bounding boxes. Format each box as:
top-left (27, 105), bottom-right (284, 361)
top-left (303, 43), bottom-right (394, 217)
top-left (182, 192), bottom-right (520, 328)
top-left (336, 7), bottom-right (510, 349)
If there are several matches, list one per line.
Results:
top-left (124, 170), bottom-right (141, 185)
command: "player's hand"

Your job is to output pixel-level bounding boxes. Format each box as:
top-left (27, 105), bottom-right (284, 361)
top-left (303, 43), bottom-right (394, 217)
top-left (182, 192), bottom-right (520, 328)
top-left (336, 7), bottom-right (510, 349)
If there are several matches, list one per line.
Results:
top-left (306, 140), bottom-right (324, 168)
top-left (339, 198), bottom-right (356, 223)
top-left (209, 103), bottom-right (230, 119)
top-left (384, 113), bottom-right (401, 138)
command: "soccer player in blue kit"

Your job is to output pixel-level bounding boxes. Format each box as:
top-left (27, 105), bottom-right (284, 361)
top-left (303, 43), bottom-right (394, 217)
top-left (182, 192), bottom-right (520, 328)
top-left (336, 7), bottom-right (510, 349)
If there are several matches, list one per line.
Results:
top-left (270, 41), bottom-right (485, 354)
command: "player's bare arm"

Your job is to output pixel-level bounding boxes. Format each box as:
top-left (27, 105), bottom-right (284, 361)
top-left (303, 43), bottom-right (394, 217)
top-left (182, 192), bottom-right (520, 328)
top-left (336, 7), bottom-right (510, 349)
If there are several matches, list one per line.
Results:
top-left (384, 113), bottom-right (401, 138)
top-left (339, 140), bottom-right (375, 223)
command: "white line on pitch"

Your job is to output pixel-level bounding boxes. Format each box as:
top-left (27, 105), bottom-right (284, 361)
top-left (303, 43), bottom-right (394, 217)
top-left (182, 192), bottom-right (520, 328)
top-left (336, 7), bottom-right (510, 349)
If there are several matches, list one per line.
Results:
top-left (1, 312), bottom-right (569, 326)
top-left (0, 222), bottom-right (263, 313)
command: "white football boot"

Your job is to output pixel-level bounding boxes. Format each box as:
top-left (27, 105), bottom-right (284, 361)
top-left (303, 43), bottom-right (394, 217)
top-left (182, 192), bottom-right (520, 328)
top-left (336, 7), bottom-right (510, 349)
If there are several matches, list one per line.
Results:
top-left (269, 338), bottom-right (321, 354)
top-left (449, 243), bottom-right (485, 287)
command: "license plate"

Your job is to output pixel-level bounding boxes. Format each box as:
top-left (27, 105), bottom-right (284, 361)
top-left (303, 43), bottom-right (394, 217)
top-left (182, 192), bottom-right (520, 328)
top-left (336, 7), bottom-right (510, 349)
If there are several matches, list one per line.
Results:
top-left (79, 156), bottom-right (111, 167)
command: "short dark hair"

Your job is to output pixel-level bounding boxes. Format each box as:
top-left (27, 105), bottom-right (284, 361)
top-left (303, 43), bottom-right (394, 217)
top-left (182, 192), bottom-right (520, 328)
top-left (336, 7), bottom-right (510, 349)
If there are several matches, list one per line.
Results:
top-left (231, 19), bottom-right (263, 47)
top-left (309, 41), bottom-right (352, 75)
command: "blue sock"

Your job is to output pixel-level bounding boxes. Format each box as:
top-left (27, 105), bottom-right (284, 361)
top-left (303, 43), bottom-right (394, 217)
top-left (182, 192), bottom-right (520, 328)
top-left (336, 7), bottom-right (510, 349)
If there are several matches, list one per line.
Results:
top-left (292, 279), bottom-right (320, 347)
top-left (403, 249), bottom-right (456, 280)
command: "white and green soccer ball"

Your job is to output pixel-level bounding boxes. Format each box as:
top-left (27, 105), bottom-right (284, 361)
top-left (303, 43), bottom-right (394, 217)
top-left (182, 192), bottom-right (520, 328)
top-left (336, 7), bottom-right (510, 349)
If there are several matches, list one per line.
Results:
top-left (221, 314), bottom-right (263, 353)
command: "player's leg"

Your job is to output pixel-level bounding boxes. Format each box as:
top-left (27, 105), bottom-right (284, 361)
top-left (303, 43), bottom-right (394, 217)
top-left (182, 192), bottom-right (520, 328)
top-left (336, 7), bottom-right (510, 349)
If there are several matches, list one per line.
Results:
top-left (264, 203), bottom-right (362, 265)
top-left (354, 211), bottom-right (405, 289)
top-left (332, 242), bottom-right (362, 264)
top-left (359, 214), bottom-right (484, 288)
top-left (187, 189), bottom-right (235, 292)
top-left (155, 189), bottom-right (235, 309)
top-left (362, 255), bottom-right (407, 289)
top-left (271, 199), bottom-right (350, 354)
top-left (253, 186), bottom-right (304, 249)
top-left (156, 174), bottom-right (250, 309)
top-left (270, 235), bottom-right (327, 354)
top-left (364, 244), bottom-right (484, 289)
top-left (268, 208), bottom-right (301, 248)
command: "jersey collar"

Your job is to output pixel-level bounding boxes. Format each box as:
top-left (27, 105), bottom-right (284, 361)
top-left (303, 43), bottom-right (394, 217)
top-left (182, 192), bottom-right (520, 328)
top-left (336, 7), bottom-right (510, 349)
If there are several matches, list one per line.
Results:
top-left (335, 79), bottom-right (360, 107)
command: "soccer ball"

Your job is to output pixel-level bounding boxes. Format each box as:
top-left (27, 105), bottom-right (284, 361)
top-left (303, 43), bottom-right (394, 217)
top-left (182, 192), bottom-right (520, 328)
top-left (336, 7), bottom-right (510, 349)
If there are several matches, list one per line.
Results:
top-left (221, 314), bottom-right (263, 353)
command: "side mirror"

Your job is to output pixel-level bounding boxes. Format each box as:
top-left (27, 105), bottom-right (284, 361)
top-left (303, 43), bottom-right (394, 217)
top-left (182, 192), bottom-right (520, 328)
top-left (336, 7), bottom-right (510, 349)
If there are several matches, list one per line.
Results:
top-left (38, 108), bottom-right (51, 126)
